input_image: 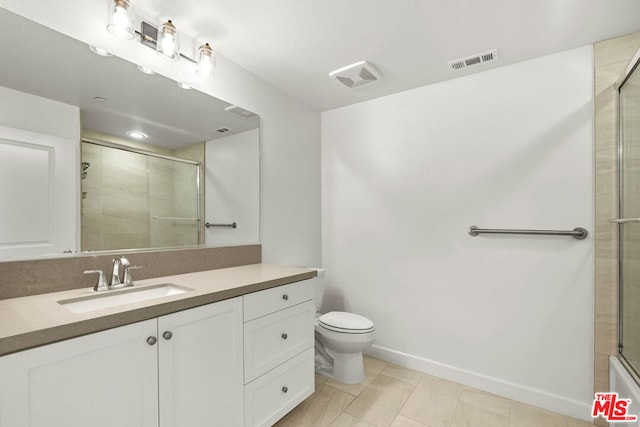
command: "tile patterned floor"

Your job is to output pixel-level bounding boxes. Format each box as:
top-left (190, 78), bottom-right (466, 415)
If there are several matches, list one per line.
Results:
top-left (274, 356), bottom-right (595, 427)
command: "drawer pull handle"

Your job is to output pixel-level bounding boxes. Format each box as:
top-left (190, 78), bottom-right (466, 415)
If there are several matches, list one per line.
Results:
top-left (163, 331), bottom-right (173, 340)
top-left (282, 294), bottom-right (289, 301)
top-left (147, 336), bottom-right (157, 346)
top-left (281, 333), bottom-right (288, 340)
top-left (282, 386), bottom-right (288, 394)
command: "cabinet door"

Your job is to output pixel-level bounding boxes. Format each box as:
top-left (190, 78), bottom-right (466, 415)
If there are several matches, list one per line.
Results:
top-left (0, 320), bottom-right (158, 427)
top-left (158, 297), bottom-right (244, 427)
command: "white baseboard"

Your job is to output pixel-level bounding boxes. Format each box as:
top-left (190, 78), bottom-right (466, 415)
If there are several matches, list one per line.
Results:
top-left (366, 344), bottom-right (593, 422)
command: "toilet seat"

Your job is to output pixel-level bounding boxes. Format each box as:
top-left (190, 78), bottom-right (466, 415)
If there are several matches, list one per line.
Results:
top-left (318, 311), bottom-right (375, 334)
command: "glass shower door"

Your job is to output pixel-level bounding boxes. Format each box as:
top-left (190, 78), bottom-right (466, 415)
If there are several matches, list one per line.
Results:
top-left (148, 157), bottom-right (200, 248)
top-left (619, 56), bottom-right (640, 376)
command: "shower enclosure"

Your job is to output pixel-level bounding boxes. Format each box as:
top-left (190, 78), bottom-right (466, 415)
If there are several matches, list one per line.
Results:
top-left (616, 47), bottom-right (640, 380)
top-left (81, 140), bottom-right (201, 251)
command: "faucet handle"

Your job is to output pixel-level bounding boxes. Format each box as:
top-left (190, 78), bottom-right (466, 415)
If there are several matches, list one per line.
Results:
top-left (84, 270), bottom-right (109, 292)
top-left (123, 265), bottom-right (142, 287)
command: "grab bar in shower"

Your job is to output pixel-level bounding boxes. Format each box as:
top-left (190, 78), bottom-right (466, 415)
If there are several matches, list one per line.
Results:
top-left (152, 216), bottom-right (200, 221)
top-left (609, 218), bottom-right (640, 224)
top-left (468, 225), bottom-right (588, 240)
top-left (205, 222), bottom-right (237, 229)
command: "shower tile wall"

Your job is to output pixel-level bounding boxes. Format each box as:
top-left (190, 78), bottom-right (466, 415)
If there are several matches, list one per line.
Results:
top-left (593, 31), bottom-right (640, 427)
top-left (82, 143), bottom-right (150, 250)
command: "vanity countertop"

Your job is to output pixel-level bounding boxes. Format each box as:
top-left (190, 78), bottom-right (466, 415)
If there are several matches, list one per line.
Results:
top-left (0, 263), bottom-right (316, 357)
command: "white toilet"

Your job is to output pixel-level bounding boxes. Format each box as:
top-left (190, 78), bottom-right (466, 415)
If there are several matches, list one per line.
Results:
top-left (311, 269), bottom-right (375, 384)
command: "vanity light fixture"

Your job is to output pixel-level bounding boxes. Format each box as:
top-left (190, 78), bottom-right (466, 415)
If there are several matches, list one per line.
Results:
top-left (107, 0), bottom-right (135, 40)
top-left (126, 131), bottom-right (148, 139)
top-left (105, 1), bottom-right (215, 79)
top-left (156, 20), bottom-right (180, 60)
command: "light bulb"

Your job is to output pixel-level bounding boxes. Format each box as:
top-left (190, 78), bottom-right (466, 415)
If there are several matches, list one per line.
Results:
top-left (195, 43), bottom-right (214, 77)
top-left (160, 34), bottom-right (175, 55)
top-left (112, 6), bottom-right (128, 26)
top-left (156, 20), bottom-right (180, 60)
top-left (107, 0), bottom-right (134, 39)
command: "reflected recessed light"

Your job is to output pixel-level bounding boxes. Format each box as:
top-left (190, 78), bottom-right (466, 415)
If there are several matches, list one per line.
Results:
top-left (177, 82), bottom-right (192, 90)
top-left (93, 96), bottom-right (107, 103)
top-left (127, 131), bottom-right (148, 139)
top-left (137, 65), bottom-right (155, 75)
top-left (88, 45), bottom-right (112, 57)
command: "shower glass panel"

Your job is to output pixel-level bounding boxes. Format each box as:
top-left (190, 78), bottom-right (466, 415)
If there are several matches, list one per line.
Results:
top-left (619, 53), bottom-right (640, 378)
top-left (148, 157), bottom-right (200, 248)
top-left (81, 142), bottom-right (200, 251)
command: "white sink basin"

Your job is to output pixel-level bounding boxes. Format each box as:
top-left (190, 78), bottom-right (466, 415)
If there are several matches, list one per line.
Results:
top-left (59, 284), bottom-right (192, 314)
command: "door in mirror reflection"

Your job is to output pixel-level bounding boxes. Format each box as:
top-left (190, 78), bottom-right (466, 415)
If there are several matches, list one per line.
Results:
top-left (81, 141), bottom-right (201, 251)
top-left (0, 126), bottom-right (77, 259)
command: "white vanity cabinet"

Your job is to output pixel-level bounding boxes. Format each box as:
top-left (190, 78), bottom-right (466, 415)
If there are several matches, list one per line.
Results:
top-left (243, 280), bottom-right (316, 427)
top-left (0, 297), bottom-right (244, 427)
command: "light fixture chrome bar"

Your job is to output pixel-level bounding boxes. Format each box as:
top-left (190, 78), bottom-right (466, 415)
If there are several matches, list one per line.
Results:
top-left (152, 216), bottom-right (199, 221)
top-left (609, 218), bottom-right (640, 224)
top-left (468, 225), bottom-right (588, 240)
top-left (205, 222), bottom-right (237, 229)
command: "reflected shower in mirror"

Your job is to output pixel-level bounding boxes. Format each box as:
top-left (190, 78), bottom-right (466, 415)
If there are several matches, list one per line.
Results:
top-left (617, 47), bottom-right (640, 379)
top-left (0, 8), bottom-right (260, 261)
top-left (81, 140), bottom-right (201, 251)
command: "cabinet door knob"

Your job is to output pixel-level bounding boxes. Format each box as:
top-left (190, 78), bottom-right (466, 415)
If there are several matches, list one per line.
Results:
top-left (281, 386), bottom-right (288, 394)
top-left (282, 294), bottom-right (289, 301)
top-left (281, 333), bottom-right (288, 340)
top-left (163, 331), bottom-right (173, 340)
top-left (147, 336), bottom-right (157, 346)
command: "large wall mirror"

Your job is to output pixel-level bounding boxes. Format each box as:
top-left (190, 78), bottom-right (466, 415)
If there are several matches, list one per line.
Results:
top-left (617, 47), bottom-right (640, 380)
top-left (0, 8), bottom-right (260, 261)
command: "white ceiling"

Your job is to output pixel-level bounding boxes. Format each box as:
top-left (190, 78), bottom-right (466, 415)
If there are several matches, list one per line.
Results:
top-left (134, 0), bottom-right (640, 111)
top-left (0, 8), bottom-right (259, 148)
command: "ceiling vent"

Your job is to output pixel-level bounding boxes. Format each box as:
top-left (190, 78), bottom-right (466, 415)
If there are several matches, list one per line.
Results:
top-left (329, 61), bottom-right (382, 89)
top-left (224, 105), bottom-right (258, 119)
top-left (448, 49), bottom-right (498, 71)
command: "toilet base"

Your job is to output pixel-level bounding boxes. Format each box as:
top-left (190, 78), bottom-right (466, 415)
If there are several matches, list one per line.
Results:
top-left (315, 343), bottom-right (365, 384)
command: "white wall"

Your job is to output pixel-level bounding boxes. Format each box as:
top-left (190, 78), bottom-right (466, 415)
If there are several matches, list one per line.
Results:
top-left (0, 1), bottom-right (322, 267)
top-left (322, 46), bottom-right (594, 420)
top-left (0, 85), bottom-right (80, 141)
top-left (205, 129), bottom-right (260, 246)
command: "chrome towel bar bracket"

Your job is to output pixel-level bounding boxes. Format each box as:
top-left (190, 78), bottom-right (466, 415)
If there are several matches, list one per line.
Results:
top-left (468, 226), bottom-right (588, 240)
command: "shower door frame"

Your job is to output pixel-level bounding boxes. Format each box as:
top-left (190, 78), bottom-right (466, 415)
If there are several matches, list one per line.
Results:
top-left (616, 46), bottom-right (640, 382)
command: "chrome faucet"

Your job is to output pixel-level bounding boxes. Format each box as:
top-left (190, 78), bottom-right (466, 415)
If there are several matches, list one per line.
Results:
top-left (84, 257), bottom-right (141, 292)
top-left (110, 256), bottom-right (130, 289)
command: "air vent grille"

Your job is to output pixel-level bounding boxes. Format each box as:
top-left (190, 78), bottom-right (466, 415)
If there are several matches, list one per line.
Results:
top-left (224, 105), bottom-right (258, 120)
top-left (329, 61), bottom-right (383, 89)
top-left (448, 49), bottom-right (499, 71)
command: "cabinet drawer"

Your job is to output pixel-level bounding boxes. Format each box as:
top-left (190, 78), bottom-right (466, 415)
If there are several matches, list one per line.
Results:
top-left (244, 301), bottom-right (314, 383)
top-left (243, 279), bottom-right (314, 321)
top-left (244, 347), bottom-right (314, 427)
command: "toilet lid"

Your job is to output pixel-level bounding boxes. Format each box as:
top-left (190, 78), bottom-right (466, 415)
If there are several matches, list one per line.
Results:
top-left (318, 311), bottom-right (375, 333)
